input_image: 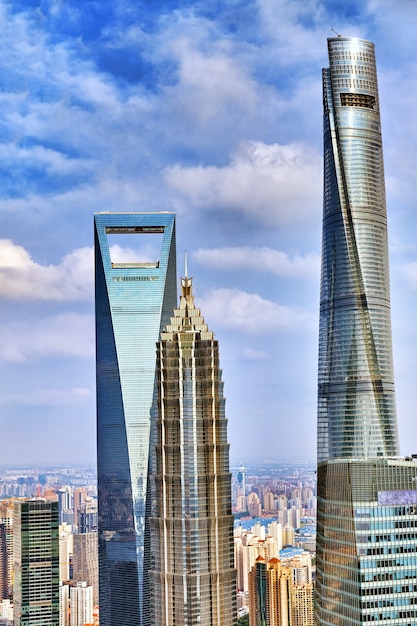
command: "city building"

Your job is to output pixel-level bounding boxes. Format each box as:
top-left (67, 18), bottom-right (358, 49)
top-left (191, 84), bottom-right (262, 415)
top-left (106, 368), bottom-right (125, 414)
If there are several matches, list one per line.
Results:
top-left (0, 525), bottom-right (7, 601)
top-left (72, 488), bottom-right (86, 532)
top-left (60, 583), bottom-right (70, 626)
top-left (0, 501), bottom-right (14, 599)
top-left (70, 582), bottom-right (93, 626)
top-left (234, 525), bottom-right (281, 595)
top-left (95, 212), bottom-right (177, 626)
top-left (0, 598), bottom-right (12, 624)
top-left (149, 272), bottom-right (236, 625)
top-left (72, 533), bottom-right (98, 606)
top-left (248, 552), bottom-right (314, 626)
top-left (59, 523), bottom-right (73, 583)
top-left (247, 493), bottom-right (262, 518)
top-left (316, 36), bottom-right (417, 626)
top-left (237, 465), bottom-right (247, 497)
top-left (13, 499), bottom-right (59, 625)
top-left (57, 488), bottom-right (73, 526)
top-left (78, 498), bottom-right (97, 534)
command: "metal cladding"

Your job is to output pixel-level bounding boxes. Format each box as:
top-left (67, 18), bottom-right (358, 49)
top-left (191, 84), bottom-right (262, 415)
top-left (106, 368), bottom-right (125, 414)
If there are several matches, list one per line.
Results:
top-left (318, 36), bottom-right (399, 463)
top-left (95, 213), bottom-right (177, 626)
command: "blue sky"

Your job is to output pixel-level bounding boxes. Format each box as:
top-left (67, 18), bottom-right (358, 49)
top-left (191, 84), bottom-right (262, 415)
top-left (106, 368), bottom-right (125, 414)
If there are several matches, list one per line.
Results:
top-left (1, 0), bottom-right (417, 466)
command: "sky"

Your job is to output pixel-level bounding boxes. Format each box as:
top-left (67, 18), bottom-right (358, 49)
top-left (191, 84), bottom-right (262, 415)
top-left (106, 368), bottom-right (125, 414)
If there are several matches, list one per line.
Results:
top-left (1, 0), bottom-right (417, 467)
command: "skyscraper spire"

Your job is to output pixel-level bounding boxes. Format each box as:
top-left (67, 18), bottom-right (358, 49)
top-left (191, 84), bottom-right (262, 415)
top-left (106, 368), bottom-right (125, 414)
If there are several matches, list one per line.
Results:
top-left (180, 251), bottom-right (193, 305)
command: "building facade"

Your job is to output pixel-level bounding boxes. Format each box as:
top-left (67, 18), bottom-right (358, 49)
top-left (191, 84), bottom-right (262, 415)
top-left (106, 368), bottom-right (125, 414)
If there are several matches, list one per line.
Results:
top-left (317, 458), bottom-right (417, 624)
top-left (95, 212), bottom-right (177, 626)
top-left (72, 532), bottom-right (98, 606)
top-left (237, 465), bottom-right (247, 498)
top-left (0, 525), bottom-right (7, 601)
top-left (0, 501), bottom-right (14, 600)
top-left (316, 37), bottom-right (417, 626)
top-left (70, 582), bottom-right (93, 626)
top-left (13, 500), bottom-right (59, 626)
top-left (317, 36), bottom-right (399, 463)
top-left (249, 553), bottom-right (314, 626)
top-left (149, 274), bottom-right (236, 625)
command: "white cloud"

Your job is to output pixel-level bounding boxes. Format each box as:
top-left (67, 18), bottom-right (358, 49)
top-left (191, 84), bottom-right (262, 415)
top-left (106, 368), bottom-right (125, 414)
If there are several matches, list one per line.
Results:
top-left (401, 261), bottom-right (417, 290)
top-left (242, 347), bottom-right (268, 360)
top-left (194, 246), bottom-right (320, 279)
top-left (0, 240), bottom-right (93, 300)
top-left (0, 313), bottom-right (94, 362)
top-left (198, 287), bottom-right (312, 335)
top-left (163, 36), bottom-right (259, 124)
top-left (0, 386), bottom-right (92, 407)
top-left (165, 141), bottom-right (321, 225)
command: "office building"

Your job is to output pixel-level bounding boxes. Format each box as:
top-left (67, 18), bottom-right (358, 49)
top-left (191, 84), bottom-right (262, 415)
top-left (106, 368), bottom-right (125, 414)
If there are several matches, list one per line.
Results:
top-left (317, 35), bottom-right (399, 465)
top-left (316, 37), bottom-right (417, 625)
top-left (95, 212), bottom-right (177, 626)
top-left (13, 499), bottom-right (59, 626)
top-left (149, 272), bottom-right (236, 625)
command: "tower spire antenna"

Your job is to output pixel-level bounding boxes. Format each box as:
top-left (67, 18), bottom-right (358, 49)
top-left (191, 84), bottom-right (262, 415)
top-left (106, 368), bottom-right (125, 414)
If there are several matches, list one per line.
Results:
top-left (181, 250), bottom-right (193, 300)
top-left (331, 28), bottom-right (342, 37)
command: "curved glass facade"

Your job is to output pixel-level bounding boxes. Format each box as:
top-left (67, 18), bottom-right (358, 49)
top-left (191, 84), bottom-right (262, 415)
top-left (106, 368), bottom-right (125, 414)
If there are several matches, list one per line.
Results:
top-left (149, 276), bottom-right (236, 625)
top-left (95, 213), bottom-right (177, 626)
top-left (315, 38), bottom-right (417, 626)
top-left (318, 36), bottom-right (399, 462)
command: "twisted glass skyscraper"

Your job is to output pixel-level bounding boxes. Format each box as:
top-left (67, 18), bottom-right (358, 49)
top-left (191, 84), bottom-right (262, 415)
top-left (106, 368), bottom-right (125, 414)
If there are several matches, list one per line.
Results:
top-left (149, 273), bottom-right (236, 625)
top-left (316, 38), bottom-right (417, 626)
top-left (95, 213), bottom-right (177, 626)
top-left (318, 36), bottom-right (399, 463)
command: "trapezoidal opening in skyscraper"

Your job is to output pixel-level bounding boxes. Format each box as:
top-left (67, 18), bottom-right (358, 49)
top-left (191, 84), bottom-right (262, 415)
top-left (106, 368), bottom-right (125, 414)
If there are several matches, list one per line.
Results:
top-left (106, 225), bottom-right (165, 268)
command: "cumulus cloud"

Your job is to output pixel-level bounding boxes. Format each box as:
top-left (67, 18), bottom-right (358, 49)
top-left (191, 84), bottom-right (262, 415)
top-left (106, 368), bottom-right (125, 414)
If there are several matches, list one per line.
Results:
top-left (0, 313), bottom-right (94, 362)
top-left (165, 141), bottom-right (321, 225)
top-left (198, 287), bottom-right (312, 335)
top-left (162, 36), bottom-right (259, 124)
top-left (0, 239), bottom-right (93, 300)
top-left (194, 246), bottom-right (320, 279)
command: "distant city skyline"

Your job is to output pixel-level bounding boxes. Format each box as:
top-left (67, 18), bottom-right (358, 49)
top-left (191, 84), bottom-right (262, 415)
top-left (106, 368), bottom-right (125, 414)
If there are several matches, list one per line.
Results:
top-left (2, 2), bottom-right (417, 466)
